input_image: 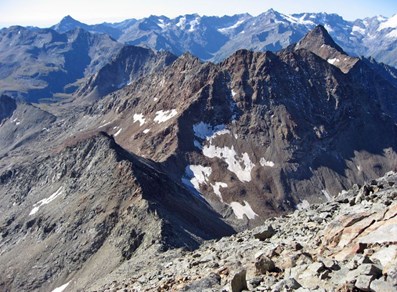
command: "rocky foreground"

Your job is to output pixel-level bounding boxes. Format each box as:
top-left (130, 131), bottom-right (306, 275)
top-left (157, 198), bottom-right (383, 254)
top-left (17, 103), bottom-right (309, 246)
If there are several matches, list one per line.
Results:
top-left (91, 172), bottom-right (397, 292)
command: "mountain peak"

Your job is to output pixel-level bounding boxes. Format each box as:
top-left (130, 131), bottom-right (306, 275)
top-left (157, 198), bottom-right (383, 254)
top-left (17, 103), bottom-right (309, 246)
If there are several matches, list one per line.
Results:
top-left (62, 15), bottom-right (75, 21)
top-left (294, 25), bottom-right (358, 73)
top-left (59, 15), bottom-right (82, 25)
top-left (52, 15), bottom-right (88, 33)
top-left (298, 24), bottom-right (345, 54)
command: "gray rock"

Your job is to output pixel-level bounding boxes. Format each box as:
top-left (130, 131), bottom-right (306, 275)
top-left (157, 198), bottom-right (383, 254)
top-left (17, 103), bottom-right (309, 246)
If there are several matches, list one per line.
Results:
top-left (355, 275), bottom-right (375, 291)
top-left (387, 264), bottom-right (397, 286)
top-left (370, 246), bottom-right (397, 269)
top-left (272, 278), bottom-right (302, 291)
top-left (307, 262), bottom-right (326, 276)
top-left (248, 276), bottom-right (263, 288)
top-left (370, 278), bottom-right (395, 291)
top-left (180, 273), bottom-right (221, 291)
top-left (321, 258), bottom-right (340, 271)
top-left (253, 225), bottom-right (276, 241)
top-left (356, 264), bottom-right (383, 277)
top-left (231, 269), bottom-right (248, 292)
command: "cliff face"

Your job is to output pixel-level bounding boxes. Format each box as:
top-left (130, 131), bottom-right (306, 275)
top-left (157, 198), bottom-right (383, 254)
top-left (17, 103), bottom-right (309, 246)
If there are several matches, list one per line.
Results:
top-left (85, 26), bottom-right (397, 228)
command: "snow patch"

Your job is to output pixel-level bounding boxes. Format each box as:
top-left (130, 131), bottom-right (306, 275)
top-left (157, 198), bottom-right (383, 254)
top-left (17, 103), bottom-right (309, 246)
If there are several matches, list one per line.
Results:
top-left (203, 145), bottom-right (254, 182)
top-left (230, 201), bottom-right (257, 220)
top-left (30, 187), bottom-right (64, 215)
top-left (297, 200), bottom-right (310, 210)
top-left (194, 122), bottom-right (253, 182)
top-left (352, 26), bottom-right (365, 35)
top-left (154, 109), bottom-right (177, 123)
top-left (12, 117), bottom-right (21, 125)
top-left (98, 121), bottom-right (111, 128)
top-left (322, 189), bottom-right (332, 202)
top-left (218, 19), bottom-right (245, 33)
top-left (157, 19), bottom-right (168, 29)
top-left (231, 89), bottom-right (237, 97)
top-left (211, 182), bottom-right (227, 202)
top-left (51, 282), bottom-right (70, 292)
top-left (378, 14), bottom-right (397, 31)
top-left (133, 113), bottom-right (145, 126)
top-left (386, 29), bottom-right (397, 38)
top-left (176, 16), bottom-right (186, 29)
top-left (182, 165), bottom-right (212, 193)
top-left (114, 128), bottom-right (122, 137)
top-left (297, 15), bottom-right (315, 26)
top-left (188, 17), bottom-right (200, 32)
top-left (193, 122), bottom-right (229, 140)
top-left (260, 158), bottom-right (275, 167)
top-left (324, 24), bottom-right (334, 32)
top-left (327, 58), bottom-right (339, 65)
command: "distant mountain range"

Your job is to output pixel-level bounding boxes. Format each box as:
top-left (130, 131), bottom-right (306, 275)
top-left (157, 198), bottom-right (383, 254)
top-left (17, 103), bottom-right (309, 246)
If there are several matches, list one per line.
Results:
top-left (2, 9), bottom-right (397, 102)
top-left (48, 10), bottom-right (397, 67)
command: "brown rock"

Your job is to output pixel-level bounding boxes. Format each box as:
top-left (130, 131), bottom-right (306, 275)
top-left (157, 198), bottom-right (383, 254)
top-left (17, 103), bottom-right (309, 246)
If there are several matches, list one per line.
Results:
top-left (231, 269), bottom-right (248, 292)
top-left (255, 255), bottom-right (276, 274)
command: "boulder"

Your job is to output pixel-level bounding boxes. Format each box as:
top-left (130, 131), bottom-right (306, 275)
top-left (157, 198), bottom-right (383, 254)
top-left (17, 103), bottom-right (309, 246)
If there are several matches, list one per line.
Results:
top-left (253, 225), bottom-right (276, 241)
top-left (255, 255), bottom-right (276, 274)
top-left (370, 278), bottom-right (395, 291)
top-left (272, 278), bottom-right (301, 291)
top-left (355, 275), bottom-right (375, 291)
top-left (180, 273), bottom-right (221, 291)
top-left (231, 269), bottom-right (248, 292)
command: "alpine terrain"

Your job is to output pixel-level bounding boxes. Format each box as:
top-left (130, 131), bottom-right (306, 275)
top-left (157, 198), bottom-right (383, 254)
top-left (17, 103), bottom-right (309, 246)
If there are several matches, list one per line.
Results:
top-left (48, 10), bottom-right (397, 67)
top-left (0, 9), bottom-right (396, 292)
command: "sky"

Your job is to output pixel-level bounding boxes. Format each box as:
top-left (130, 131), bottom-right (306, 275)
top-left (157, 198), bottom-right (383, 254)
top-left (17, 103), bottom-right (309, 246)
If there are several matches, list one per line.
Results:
top-left (0, 0), bottom-right (396, 28)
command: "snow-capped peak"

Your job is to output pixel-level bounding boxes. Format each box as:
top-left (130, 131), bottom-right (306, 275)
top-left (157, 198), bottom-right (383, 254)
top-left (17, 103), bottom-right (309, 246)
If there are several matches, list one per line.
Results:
top-left (378, 14), bottom-right (397, 31)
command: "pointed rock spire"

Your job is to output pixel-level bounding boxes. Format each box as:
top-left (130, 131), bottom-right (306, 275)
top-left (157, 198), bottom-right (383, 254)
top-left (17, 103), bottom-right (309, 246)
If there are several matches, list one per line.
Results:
top-left (296, 25), bottom-right (345, 54)
top-left (295, 25), bottom-right (358, 73)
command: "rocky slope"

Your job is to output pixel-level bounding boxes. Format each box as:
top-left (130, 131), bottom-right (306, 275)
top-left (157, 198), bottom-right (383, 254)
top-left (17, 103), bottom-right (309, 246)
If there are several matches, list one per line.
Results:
top-left (77, 46), bottom-right (177, 100)
top-left (0, 26), bottom-right (122, 102)
top-left (50, 10), bottom-right (397, 67)
top-left (92, 171), bottom-right (397, 291)
top-left (0, 133), bottom-right (234, 291)
top-left (0, 25), bottom-right (396, 292)
top-left (81, 25), bottom-right (397, 229)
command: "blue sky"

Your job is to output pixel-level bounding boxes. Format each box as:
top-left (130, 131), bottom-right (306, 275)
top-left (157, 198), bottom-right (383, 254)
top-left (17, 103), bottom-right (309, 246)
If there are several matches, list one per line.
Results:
top-left (0, 0), bottom-right (396, 27)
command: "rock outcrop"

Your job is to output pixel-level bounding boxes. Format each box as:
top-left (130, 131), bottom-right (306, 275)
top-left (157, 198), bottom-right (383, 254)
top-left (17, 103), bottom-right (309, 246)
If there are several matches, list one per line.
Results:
top-left (0, 133), bottom-right (234, 291)
top-left (83, 26), bottom-right (397, 229)
top-left (93, 171), bottom-right (397, 291)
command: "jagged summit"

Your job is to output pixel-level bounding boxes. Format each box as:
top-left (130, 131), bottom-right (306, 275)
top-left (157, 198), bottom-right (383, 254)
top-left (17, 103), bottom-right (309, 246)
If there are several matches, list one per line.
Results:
top-left (41, 11), bottom-right (397, 68)
top-left (294, 25), bottom-right (358, 73)
top-left (61, 15), bottom-right (77, 22)
top-left (298, 24), bottom-right (346, 54)
top-left (51, 15), bottom-right (89, 33)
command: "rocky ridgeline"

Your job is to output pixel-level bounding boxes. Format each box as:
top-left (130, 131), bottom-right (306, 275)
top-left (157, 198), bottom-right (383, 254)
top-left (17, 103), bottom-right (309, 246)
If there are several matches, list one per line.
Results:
top-left (95, 172), bottom-right (397, 291)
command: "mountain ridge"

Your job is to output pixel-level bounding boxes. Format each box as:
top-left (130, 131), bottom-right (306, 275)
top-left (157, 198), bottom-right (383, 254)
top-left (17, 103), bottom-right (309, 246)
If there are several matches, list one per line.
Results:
top-left (44, 10), bottom-right (397, 67)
